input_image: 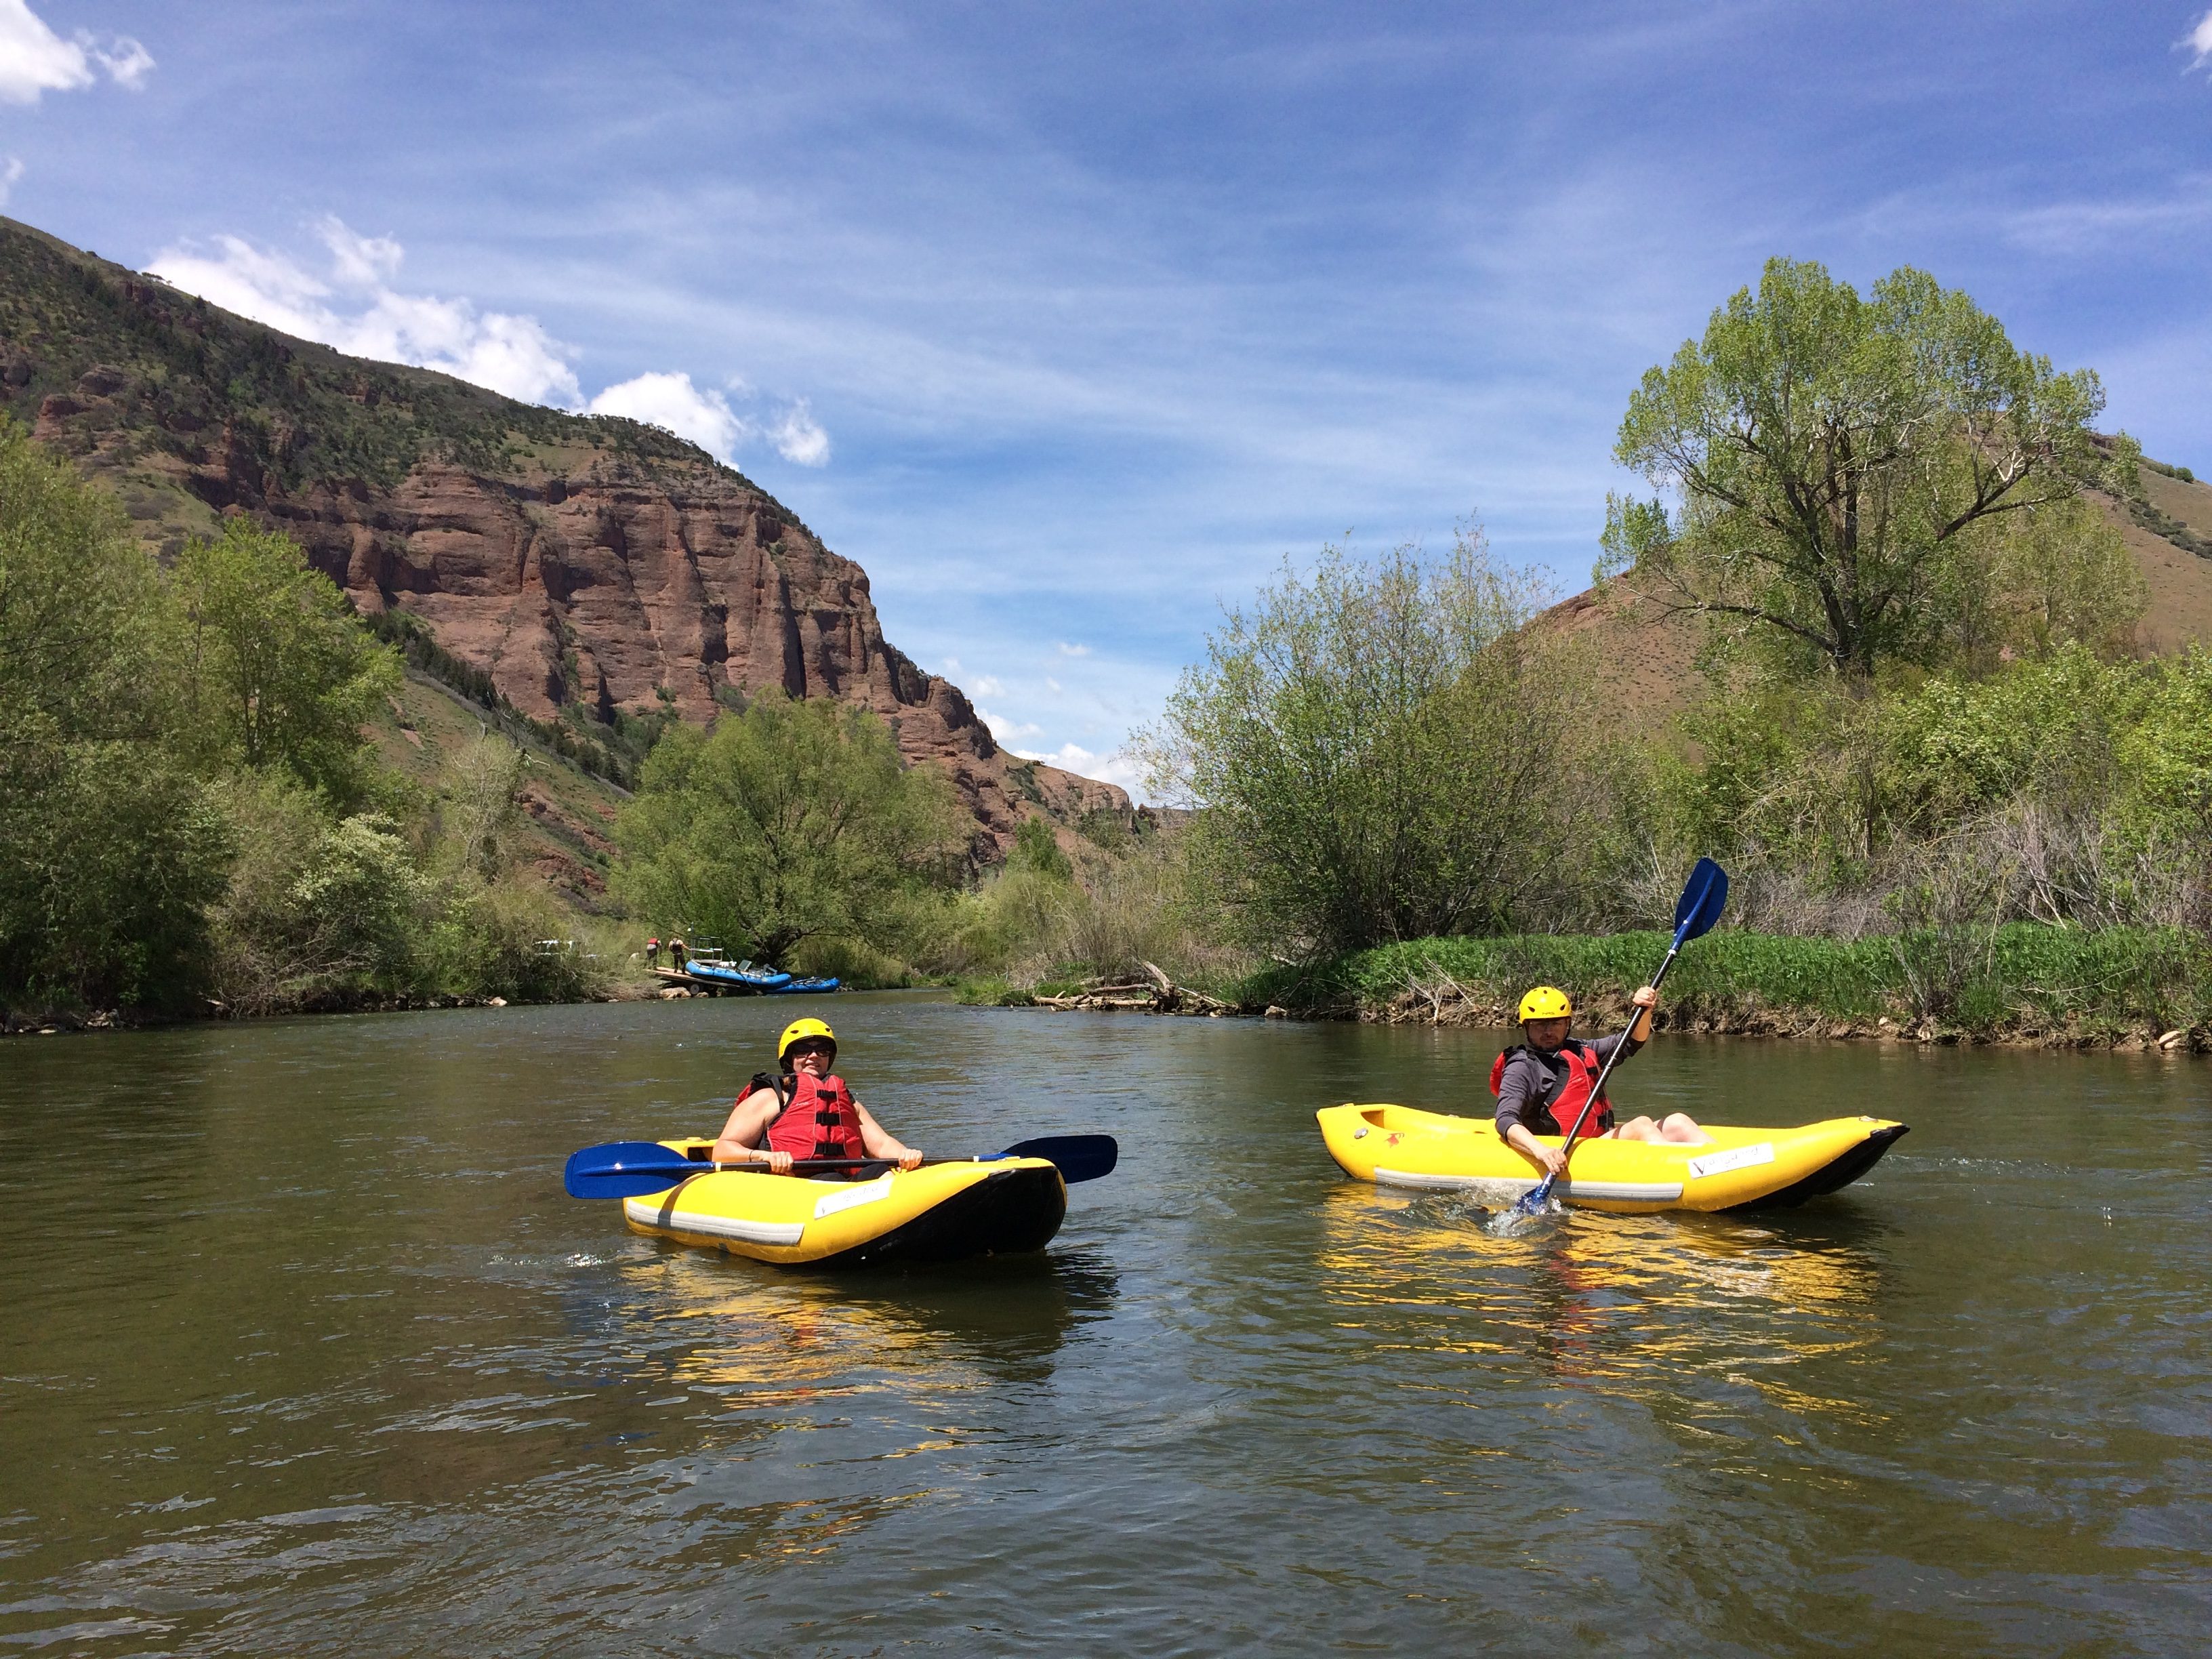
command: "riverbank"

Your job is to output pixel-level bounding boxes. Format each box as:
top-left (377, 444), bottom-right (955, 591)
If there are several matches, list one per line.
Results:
top-left (961, 924), bottom-right (2212, 1050)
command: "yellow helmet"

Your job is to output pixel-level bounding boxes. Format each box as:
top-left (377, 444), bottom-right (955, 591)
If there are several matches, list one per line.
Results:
top-left (777, 1017), bottom-right (837, 1059)
top-left (1517, 985), bottom-right (1572, 1023)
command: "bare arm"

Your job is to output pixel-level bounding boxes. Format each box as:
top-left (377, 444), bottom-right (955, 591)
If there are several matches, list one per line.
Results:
top-left (1494, 1057), bottom-right (1568, 1177)
top-left (853, 1103), bottom-right (922, 1170)
top-left (1502, 1120), bottom-right (1566, 1177)
top-left (712, 1088), bottom-right (793, 1173)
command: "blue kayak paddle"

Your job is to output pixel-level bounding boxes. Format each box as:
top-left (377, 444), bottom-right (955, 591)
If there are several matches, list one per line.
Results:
top-left (1498, 857), bottom-right (1729, 1225)
top-left (564, 1133), bottom-right (1118, 1200)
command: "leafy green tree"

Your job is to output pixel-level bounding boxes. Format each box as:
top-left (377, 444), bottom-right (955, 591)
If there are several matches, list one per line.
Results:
top-left (0, 419), bottom-right (229, 1006)
top-left (612, 695), bottom-right (960, 965)
top-left (173, 518), bottom-right (398, 802)
top-left (1143, 529), bottom-right (1612, 954)
top-left (0, 419), bottom-right (178, 758)
top-left (1006, 815), bottom-right (1073, 881)
top-left (1603, 259), bottom-right (2127, 680)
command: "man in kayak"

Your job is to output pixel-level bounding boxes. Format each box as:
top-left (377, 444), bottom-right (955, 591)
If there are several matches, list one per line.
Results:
top-left (711, 1017), bottom-right (925, 1175)
top-left (1494, 985), bottom-right (1706, 1179)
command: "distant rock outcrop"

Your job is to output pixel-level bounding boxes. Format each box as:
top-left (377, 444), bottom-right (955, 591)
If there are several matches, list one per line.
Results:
top-left (0, 215), bottom-right (1130, 855)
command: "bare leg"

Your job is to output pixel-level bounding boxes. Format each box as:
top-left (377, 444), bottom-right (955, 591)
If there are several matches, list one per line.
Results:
top-left (1605, 1114), bottom-right (1709, 1146)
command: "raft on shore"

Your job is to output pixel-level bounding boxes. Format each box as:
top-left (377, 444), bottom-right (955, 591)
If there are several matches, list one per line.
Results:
top-left (620, 1138), bottom-right (1067, 1266)
top-left (1315, 1103), bottom-right (1907, 1213)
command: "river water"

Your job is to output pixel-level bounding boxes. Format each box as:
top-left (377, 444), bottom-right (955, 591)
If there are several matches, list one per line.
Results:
top-left (1, 994), bottom-right (2207, 1656)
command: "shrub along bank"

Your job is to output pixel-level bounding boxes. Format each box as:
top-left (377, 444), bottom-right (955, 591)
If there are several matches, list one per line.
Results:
top-left (1232, 924), bottom-right (2212, 1048)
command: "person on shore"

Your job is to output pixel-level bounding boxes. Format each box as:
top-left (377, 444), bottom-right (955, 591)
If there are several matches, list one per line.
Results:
top-left (669, 937), bottom-right (687, 971)
top-left (646, 937), bottom-right (660, 968)
top-left (712, 1018), bottom-right (924, 1175)
top-left (1493, 985), bottom-right (1706, 1178)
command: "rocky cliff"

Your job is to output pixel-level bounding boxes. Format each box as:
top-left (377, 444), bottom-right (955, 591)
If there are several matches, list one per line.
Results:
top-left (0, 216), bottom-right (1129, 855)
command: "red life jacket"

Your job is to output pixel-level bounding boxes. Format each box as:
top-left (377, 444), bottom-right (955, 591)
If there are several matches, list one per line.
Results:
top-left (760, 1069), bottom-right (868, 1162)
top-left (1489, 1040), bottom-right (1612, 1139)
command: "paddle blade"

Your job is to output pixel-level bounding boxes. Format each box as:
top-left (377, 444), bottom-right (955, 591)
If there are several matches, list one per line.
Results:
top-left (1486, 1175), bottom-right (1557, 1235)
top-left (1671, 857), bottom-right (1729, 944)
top-left (1002, 1134), bottom-right (1118, 1183)
top-left (563, 1141), bottom-right (705, 1200)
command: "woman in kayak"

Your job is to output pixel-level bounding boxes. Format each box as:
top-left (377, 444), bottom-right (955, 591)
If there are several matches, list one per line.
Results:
top-left (1495, 985), bottom-right (1706, 1179)
top-left (712, 1017), bottom-right (925, 1175)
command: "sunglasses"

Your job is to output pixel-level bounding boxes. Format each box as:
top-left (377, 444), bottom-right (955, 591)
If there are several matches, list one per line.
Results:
top-left (787, 1040), bottom-right (836, 1058)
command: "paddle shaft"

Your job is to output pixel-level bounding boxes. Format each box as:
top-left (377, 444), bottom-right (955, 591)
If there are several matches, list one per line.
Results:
top-left (563, 1132), bottom-right (1116, 1199)
top-left (1547, 939), bottom-right (1686, 1166)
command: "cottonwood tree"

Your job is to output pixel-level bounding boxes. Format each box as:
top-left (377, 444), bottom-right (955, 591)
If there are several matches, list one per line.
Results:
top-left (0, 420), bottom-right (228, 1006)
top-left (613, 695), bottom-right (960, 966)
top-left (173, 518), bottom-right (398, 802)
top-left (1602, 258), bottom-right (2129, 681)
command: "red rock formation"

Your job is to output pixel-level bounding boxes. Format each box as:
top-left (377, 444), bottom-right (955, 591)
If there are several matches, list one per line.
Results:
top-left (0, 215), bottom-right (1131, 856)
top-left (277, 455), bottom-right (1128, 853)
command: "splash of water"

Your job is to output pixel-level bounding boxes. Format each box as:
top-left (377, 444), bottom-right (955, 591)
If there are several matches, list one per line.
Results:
top-left (1481, 1195), bottom-right (1562, 1237)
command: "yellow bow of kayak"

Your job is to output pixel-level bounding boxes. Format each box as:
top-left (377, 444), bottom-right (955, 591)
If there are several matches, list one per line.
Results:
top-left (623, 1139), bottom-right (1067, 1265)
top-left (1315, 1104), bottom-right (1907, 1213)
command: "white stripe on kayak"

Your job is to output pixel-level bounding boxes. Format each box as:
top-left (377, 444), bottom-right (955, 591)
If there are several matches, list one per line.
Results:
top-left (1372, 1168), bottom-right (1683, 1202)
top-left (624, 1197), bottom-right (804, 1246)
top-left (1565, 1179), bottom-right (1684, 1202)
top-left (1374, 1168), bottom-right (1498, 1191)
top-left (1687, 1142), bottom-right (1775, 1181)
top-left (812, 1173), bottom-right (894, 1219)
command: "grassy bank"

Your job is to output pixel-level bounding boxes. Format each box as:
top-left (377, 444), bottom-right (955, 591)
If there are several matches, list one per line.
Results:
top-left (969, 924), bottom-right (2212, 1049)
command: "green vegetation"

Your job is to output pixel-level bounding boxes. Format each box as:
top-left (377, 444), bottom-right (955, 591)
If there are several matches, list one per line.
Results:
top-left (0, 417), bottom-right (609, 1022)
top-left (1601, 258), bottom-right (2129, 680)
top-left (1249, 926), bottom-right (2211, 1043)
top-left (1143, 528), bottom-right (1627, 954)
top-left (613, 695), bottom-right (962, 968)
top-left (362, 607), bottom-right (667, 789)
top-left (955, 262), bottom-right (2212, 1047)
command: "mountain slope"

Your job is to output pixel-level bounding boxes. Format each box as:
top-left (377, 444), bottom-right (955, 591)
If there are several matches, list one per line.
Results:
top-left (0, 215), bottom-right (1128, 856)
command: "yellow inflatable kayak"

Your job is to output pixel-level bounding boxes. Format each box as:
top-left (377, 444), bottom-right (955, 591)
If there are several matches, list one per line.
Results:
top-left (1315, 1104), bottom-right (1907, 1213)
top-left (621, 1138), bottom-right (1068, 1266)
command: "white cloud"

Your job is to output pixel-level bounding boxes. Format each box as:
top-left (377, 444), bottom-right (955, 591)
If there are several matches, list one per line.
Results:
top-left (589, 371), bottom-right (743, 459)
top-left (1044, 676), bottom-right (1063, 693)
top-left (1056, 641), bottom-right (1091, 657)
top-left (148, 218), bottom-right (833, 459)
top-left (321, 216), bottom-right (403, 287)
top-left (1013, 741), bottom-right (1149, 800)
top-left (769, 398), bottom-right (831, 466)
top-left (0, 1), bottom-right (151, 104)
top-left (941, 657), bottom-right (964, 674)
top-left (85, 33), bottom-right (151, 89)
top-left (2188, 10), bottom-right (2212, 70)
top-left (0, 156), bottom-right (22, 207)
top-left (977, 707), bottom-right (1043, 743)
top-left (151, 224), bottom-right (584, 406)
top-left (969, 673), bottom-right (1004, 696)
top-left (584, 373), bottom-right (831, 468)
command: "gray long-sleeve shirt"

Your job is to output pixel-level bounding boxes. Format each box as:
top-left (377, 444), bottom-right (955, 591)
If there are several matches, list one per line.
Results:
top-left (1494, 1032), bottom-right (1643, 1138)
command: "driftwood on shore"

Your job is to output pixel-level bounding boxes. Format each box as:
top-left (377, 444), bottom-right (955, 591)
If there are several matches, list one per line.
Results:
top-left (1031, 960), bottom-right (1241, 1017)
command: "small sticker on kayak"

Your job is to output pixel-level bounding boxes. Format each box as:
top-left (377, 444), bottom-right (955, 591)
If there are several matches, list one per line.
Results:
top-left (812, 1174), bottom-right (895, 1218)
top-left (1687, 1142), bottom-right (1775, 1181)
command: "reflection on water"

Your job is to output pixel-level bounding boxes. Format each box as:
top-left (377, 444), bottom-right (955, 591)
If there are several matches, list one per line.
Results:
top-left (609, 1245), bottom-right (1119, 1398)
top-left (2, 997), bottom-right (2209, 1655)
top-left (1317, 1185), bottom-right (1885, 1416)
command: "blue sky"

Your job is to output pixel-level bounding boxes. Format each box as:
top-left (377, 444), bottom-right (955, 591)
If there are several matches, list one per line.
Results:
top-left (6, 2), bottom-right (2212, 792)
